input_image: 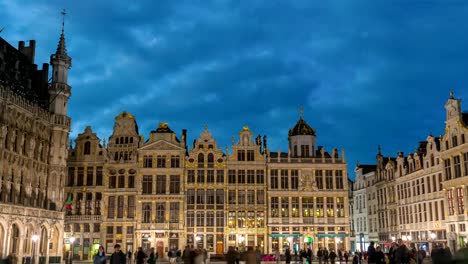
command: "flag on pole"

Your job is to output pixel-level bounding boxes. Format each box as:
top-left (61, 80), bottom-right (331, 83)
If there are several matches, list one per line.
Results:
top-left (65, 193), bottom-right (73, 211)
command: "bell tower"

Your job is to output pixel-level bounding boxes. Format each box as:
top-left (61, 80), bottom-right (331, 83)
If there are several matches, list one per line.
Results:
top-left (445, 90), bottom-right (462, 125)
top-left (49, 9), bottom-right (72, 115)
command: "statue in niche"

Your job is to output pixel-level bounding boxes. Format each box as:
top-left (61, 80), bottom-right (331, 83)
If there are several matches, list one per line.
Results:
top-left (0, 126), bottom-right (7, 148)
top-left (29, 137), bottom-right (36, 158)
top-left (9, 130), bottom-right (16, 151)
top-left (19, 134), bottom-right (25, 154)
top-left (37, 142), bottom-right (43, 160)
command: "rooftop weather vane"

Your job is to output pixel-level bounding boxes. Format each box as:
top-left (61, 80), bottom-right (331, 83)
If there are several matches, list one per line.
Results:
top-left (61, 9), bottom-right (67, 30)
top-left (299, 106), bottom-right (303, 118)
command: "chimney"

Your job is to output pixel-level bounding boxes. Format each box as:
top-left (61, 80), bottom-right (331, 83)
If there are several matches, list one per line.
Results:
top-left (18, 40), bottom-right (36, 64)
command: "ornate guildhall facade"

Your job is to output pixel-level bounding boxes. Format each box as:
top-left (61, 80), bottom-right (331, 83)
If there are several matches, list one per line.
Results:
top-left (0, 24), bottom-right (72, 264)
top-left (351, 92), bottom-right (468, 253)
top-left (65, 113), bottom-right (350, 260)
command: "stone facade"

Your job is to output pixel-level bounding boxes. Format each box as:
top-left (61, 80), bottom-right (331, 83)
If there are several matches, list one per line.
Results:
top-left (65, 114), bottom-right (350, 259)
top-left (351, 92), bottom-right (468, 254)
top-left (0, 26), bottom-right (71, 264)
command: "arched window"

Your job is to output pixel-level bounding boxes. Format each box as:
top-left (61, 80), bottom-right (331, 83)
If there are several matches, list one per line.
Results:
top-left (198, 153), bottom-right (204, 168)
top-left (84, 141), bottom-right (91, 155)
top-left (130, 137), bottom-right (133, 143)
top-left (143, 204), bottom-right (151, 223)
top-left (125, 137), bottom-right (129, 144)
top-left (207, 154), bottom-right (214, 168)
top-left (115, 138), bottom-right (119, 144)
top-left (40, 227), bottom-right (48, 255)
top-left (10, 224), bottom-right (19, 254)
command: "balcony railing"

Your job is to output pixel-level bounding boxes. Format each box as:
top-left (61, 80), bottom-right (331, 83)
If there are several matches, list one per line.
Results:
top-left (66, 215), bottom-right (102, 221)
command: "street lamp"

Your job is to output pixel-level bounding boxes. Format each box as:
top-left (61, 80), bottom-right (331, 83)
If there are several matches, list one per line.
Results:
top-left (32, 235), bottom-right (39, 264)
top-left (407, 235), bottom-right (412, 242)
top-left (391, 236), bottom-right (396, 242)
top-left (402, 235), bottom-right (407, 241)
top-left (69, 236), bottom-right (76, 264)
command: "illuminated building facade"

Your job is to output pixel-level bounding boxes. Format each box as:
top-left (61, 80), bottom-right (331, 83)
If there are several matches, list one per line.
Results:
top-left (0, 24), bottom-right (71, 264)
top-left (65, 113), bottom-right (350, 259)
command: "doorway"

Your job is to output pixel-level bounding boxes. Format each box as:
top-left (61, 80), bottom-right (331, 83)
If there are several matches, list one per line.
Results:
top-left (156, 241), bottom-right (164, 258)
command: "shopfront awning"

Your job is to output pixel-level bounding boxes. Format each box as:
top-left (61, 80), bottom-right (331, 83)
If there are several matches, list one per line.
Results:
top-left (315, 234), bottom-right (349, 238)
top-left (269, 234), bottom-right (304, 238)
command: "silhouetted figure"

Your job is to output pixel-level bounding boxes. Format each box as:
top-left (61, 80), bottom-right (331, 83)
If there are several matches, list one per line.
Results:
top-left (226, 247), bottom-right (237, 264)
top-left (136, 247), bottom-right (147, 264)
top-left (367, 242), bottom-right (377, 264)
top-left (285, 248), bottom-right (291, 264)
top-left (110, 244), bottom-right (126, 264)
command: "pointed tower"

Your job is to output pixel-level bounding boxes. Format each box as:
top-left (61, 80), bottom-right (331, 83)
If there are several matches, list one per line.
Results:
top-left (47, 10), bottom-right (73, 210)
top-left (49, 9), bottom-right (72, 115)
top-left (288, 107), bottom-right (316, 157)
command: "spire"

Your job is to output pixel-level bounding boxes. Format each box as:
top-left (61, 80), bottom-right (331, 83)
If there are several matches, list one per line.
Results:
top-left (299, 106), bottom-right (304, 119)
top-left (450, 90), bottom-right (454, 99)
top-left (55, 9), bottom-right (68, 56)
top-left (378, 145), bottom-right (382, 155)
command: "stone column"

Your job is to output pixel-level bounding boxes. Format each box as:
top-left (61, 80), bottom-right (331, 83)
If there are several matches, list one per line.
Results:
top-left (17, 233), bottom-right (25, 264)
top-left (3, 224), bottom-right (11, 261)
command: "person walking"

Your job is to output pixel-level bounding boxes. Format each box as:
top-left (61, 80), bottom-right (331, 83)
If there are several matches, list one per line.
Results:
top-left (307, 248), bottom-right (313, 264)
top-left (275, 248), bottom-right (281, 264)
top-left (388, 243), bottom-right (397, 264)
top-left (136, 247), bottom-right (147, 264)
top-left (317, 248), bottom-right (323, 264)
top-left (344, 251), bottom-right (349, 264)
top-left (245, 246), bottom-right (257, 264)
top-left (417, 246), bottom-right (426, 264)
top-left (94, 246), bottom-right (107, 264)
top-left (111, 244), bottom-right (127, 264)
top-left (395, 239), bottom-right (409, 264)
top-left (323, 248), bottom-right (329, 264)
top-left (375, 247), bottom-right (385, 264)
top-left (329, 250), bottom-right (337, 264)
top-left (182, 246), bottom-right (191, 264)
top-left (285, 247), bottom-right (292, 264)
top-left (367, 242), bottom-right (376, 264)
top-left (148, 248), bottom-right (157, 264)
top-left (226, 247), bottom-right (237, 264)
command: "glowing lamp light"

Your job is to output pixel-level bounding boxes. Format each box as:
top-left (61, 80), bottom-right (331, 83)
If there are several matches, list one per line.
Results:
top-left (69, 237), bottom-right (76, 244)
top-left (32, 235), bottom-right (39, 242)
top-left (430, 233), bottom-right (436, 240)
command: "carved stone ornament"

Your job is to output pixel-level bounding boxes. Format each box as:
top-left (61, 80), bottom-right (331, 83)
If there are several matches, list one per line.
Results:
top-left (299, 172), bottom-right (318, 191)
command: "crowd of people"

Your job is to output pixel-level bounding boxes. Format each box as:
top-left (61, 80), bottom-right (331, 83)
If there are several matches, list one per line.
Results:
top-left (359, 239), bottom-right (468, 264)
top-left (89, 241), bottom-right (468, 264)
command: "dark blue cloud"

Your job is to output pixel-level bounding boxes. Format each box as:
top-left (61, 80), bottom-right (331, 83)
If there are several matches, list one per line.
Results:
top-left (2, 0), bottom-right (468, 178)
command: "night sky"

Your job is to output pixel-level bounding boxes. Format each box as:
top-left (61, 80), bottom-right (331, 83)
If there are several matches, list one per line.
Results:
top-left (2, 0), bottom-right (468, 179)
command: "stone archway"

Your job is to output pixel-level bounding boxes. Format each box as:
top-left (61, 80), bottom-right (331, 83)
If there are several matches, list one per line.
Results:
top-left (39, 226), bottom-right (48, 256)
top-left (49, 226), bottom-right (60, 257)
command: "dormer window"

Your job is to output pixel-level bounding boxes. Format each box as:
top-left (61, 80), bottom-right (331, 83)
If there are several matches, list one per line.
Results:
top-left (452, 136), bottom-right (458, 147)
top-left (84, 141), bottom-right (91, 155)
